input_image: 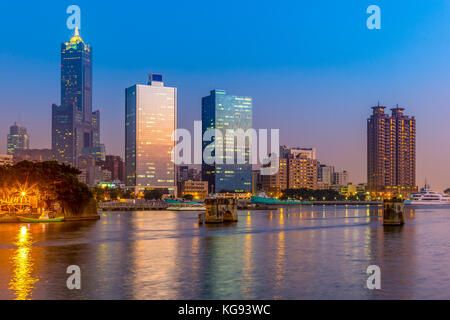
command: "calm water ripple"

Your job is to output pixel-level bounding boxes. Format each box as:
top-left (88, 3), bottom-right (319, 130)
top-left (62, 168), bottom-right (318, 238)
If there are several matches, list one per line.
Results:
top-left (0, 205), bottom-right (450, 300)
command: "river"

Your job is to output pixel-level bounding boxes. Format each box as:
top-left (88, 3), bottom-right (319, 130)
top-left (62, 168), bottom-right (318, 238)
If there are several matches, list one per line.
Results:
top-left (0, 205), bottom-right (449, 299)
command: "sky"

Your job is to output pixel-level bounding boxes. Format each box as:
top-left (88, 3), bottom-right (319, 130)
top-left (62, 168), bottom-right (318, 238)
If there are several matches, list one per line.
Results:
top-left (0, 0), bottom-right (449, 191)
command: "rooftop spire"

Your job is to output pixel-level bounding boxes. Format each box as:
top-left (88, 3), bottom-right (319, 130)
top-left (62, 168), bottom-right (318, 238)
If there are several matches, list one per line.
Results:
top-left (69, 27), bottom-right (84, 44)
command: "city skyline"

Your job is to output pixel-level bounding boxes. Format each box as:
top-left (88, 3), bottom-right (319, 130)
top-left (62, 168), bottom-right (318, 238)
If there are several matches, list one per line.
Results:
top-left (1, 1), bottom-right (449, 191)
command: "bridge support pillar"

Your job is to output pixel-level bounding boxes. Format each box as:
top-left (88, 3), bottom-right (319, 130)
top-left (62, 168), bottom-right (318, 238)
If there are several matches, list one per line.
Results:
top-left (204, 198), bottom-right (238, 224)
top-left (383, 199), bottom-right (404, 226)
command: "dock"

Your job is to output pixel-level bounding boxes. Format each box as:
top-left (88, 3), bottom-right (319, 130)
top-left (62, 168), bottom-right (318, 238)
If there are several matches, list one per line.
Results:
top-left (99, 201), bottom-right (168, 211)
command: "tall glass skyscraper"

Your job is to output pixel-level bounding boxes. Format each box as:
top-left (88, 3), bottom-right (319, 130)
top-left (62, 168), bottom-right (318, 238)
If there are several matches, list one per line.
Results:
top-left (202, 89), bottom-right (252, 193)
top-left (52, 28), bottom-right (100, 166)
top-left (7, 123), bottom-right (29, 155)
top-left (125, 74), bottom-right (177, 194)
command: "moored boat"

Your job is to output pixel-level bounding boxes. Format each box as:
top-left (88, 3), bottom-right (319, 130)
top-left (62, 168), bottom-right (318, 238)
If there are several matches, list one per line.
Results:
top-left (404, 184), bottom-right (450, 205)
top-left (18, 216), bottom-right (64, 223)
top-left (18, 212), bottom-right (64, 223)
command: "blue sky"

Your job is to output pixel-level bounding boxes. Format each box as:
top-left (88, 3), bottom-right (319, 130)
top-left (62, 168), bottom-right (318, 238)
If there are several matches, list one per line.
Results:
top-left (1, 0), bottom-right (449, 190)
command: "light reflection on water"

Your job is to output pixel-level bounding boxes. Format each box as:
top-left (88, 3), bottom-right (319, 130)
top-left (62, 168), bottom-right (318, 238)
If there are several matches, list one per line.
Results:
top-left (0, 205), bottom-right (450, 299)
top-left (8, 226), bottom-right (38, 300)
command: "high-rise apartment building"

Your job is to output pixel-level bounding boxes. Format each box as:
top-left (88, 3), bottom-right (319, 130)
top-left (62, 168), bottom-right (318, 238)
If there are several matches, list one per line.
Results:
top-left (201, 89), bottom-right (252, 193)
top-left (367, 105), bottom-right (416, 194)
top-left (262, 146), bottom-right (318, 194)
top-left (52, 28), bottom-right (101, 166)
top-left (287, 154), bottom-right (318, 189)
top-left (125, 74), bottom-right (177, 194)
top-left (7, 123), bottom-right (29, 155)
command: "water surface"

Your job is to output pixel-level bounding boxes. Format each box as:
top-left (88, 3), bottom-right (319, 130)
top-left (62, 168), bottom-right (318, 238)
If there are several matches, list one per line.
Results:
top-left (1, 205), bottom-right (449, 299)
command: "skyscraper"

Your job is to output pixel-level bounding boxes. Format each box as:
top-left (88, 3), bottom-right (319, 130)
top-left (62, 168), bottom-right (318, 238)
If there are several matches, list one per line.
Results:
top-left (52, 28), bottom-right (101, 166)
top-left (201, 89), bottom-right (252, 193)
top-left (125, 74), bottom-right (177, 195)
top-left (317, 164), bottom-right (334, 188)
top-left (7, 123), bottom-right (29, 155)
top-left (367, 104), bottom-right (416, 194)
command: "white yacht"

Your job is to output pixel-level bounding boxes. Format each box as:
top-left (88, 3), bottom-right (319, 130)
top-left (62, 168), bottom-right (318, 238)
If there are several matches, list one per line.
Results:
top-left (404, 185), bottom-right (450, 205)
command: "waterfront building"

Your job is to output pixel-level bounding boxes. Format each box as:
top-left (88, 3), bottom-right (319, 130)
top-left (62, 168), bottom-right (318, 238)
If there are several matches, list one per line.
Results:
top-left (333, 170), bottom-right (349, 186)
top-left (125, 74), bottom-right (177, 195)
top-left (317, 164), bottom-right (335, 188)
top-left (287, 154), bottom-right (319, 189)
top-left (340, 183), bottom-right (357, 196)
top-left (367, 105), bottom-right (416, 195)
top-left (201, 89), bottom-right (252, 193)
top-left (52, 28), bottom-right (101, 166)
top-left (7, 123), bottom-right (29, 155)
top-left (262, 146), bottom-right (319, 193)
top-left (180, 180), bottom-right (209, 199)
top-left (0, 154), bottom-right (13, 166)
top-left (357, 183), bottom-right (367, 193)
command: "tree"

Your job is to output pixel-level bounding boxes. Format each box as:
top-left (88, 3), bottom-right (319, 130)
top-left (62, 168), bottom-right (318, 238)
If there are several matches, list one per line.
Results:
top-left (0, 161), bottom-right (94, 215)
top-left (445, 188), bottom-right (450, 195)
top-left (183, 194), bottom-right (194, 201)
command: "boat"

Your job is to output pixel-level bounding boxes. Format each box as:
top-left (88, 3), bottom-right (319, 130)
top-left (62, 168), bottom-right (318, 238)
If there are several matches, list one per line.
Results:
top-left (18, 216), bottom-right (65, 223)
top-left (18, 212), bottom-right (64, 223)
top-left (404, 184), bottom-right (450, 205)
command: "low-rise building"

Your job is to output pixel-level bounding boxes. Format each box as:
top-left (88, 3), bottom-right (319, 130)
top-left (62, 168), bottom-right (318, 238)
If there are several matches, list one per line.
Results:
top-left (340, 183), bottom-right (357, 196)
top-left (180, 180), bottom-right (209, 199)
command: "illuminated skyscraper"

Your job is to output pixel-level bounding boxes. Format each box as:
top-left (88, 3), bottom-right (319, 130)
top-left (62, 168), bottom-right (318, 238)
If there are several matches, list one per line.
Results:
top-left (125, 74), bottom-right (177, 194)
top-left (52, 28), bottom-right (101, 166)
top-left (201, 89), bottom-right (252, 193)
top-left (367, 105), bottom-right (416, 194)
top-left (7, 123), bottom-right (29, 155)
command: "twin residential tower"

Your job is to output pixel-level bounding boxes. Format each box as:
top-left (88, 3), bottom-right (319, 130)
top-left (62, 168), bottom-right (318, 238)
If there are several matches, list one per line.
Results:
top-left (367, 105), bottom-right (416, 195)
